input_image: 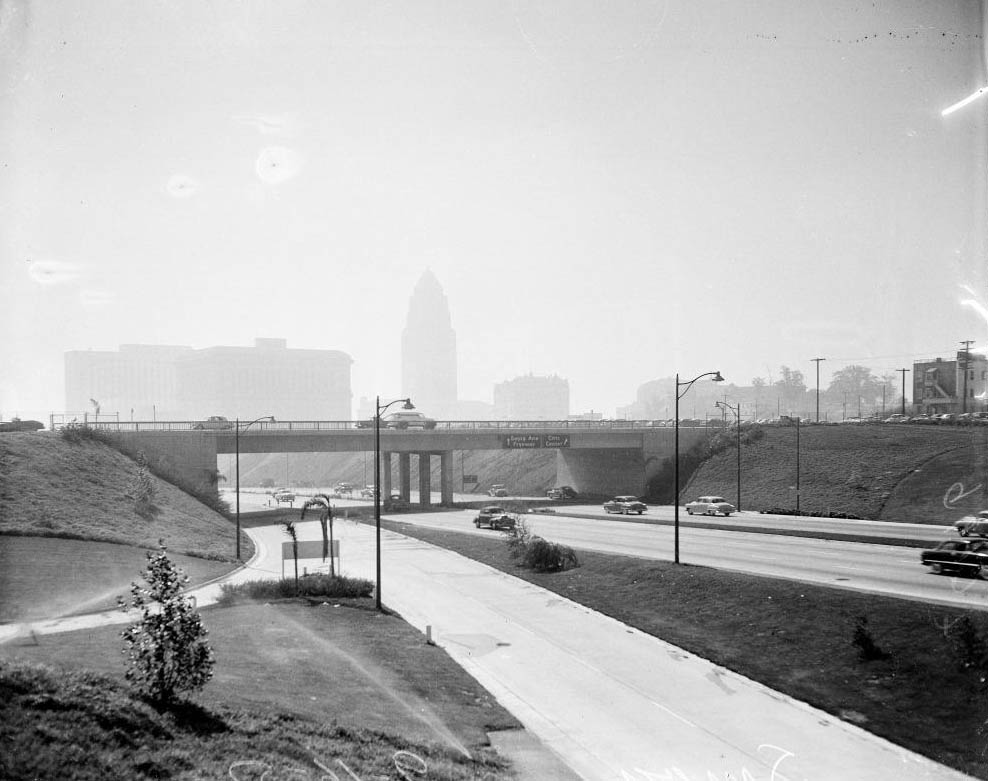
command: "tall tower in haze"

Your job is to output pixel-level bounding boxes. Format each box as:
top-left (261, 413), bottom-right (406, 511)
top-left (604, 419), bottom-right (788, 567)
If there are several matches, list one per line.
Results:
top-left (401, 270), bottom-right (457, 417)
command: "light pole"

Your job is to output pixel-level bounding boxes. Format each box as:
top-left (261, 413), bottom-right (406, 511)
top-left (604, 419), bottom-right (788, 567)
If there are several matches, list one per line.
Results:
top-left (375, 395), bottom-right (413, 611)
top-left (715, 400), bottom-right (741, 512)
top-left (811, 357), bottom-right (825, 422)
top-left (235, 415), bottom-right (275, 560)
top-left (675, 370), bottom-right (724, 564)
top-left (896, 368), bottom-right (909, 416)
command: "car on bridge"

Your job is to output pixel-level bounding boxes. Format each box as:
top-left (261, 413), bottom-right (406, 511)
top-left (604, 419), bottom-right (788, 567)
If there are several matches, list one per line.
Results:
top-left (685, 496), bottom-right (736, 516)
top-left (0, 418), bottom-right (44, 432)
top-left (603, 496), bottom-right (647, 515)
top-left (954, 511), bottom-right (988, 538)
top-left (921, 539), bottom-right (988, 578)
top-left (193, 415), bottom-right (233, 430)
top-left (383, 411), bottom-right (436, 430)
top-left (474, 505), bottom-right (518, 531)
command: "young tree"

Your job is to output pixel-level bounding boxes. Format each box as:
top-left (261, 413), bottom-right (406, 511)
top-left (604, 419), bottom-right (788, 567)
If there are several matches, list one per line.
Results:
top-left (283, 520), bottom-right (300, 593)
top-left (130, 450), bottom-right (156, 518)
top-left (119, 545), bottom-right (214, 704)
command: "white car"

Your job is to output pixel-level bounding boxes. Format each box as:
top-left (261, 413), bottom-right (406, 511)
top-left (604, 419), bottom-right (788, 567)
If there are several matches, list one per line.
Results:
top-left (685, 496), bottom-right (735, 516)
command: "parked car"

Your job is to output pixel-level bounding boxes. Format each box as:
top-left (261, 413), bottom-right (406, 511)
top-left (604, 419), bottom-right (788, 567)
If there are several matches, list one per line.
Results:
top-left (488, 484), bottom-right (508, 497)
top-left (474, 505), bottom-right (517, 530)
top-left (383, 411), bottom-right (437, 430)
top-left (359, 485), bottom-right (377, 499)
top-left (546, 486), bottom-right (578, 500)
top-left (193, 415), bottom-right (233, 430)
top-left (272, 489), bottom-right (295, 504)
top-left (684, 496), bottom-right (736, 516)
top-left (921, 539), bottom-right (988, 578)
top-left (954, 511), bottom-right (988, 537)
top-left (603, 496), bottom-right (647, 515)
top-left (883, 414), bottom-right (909, 423)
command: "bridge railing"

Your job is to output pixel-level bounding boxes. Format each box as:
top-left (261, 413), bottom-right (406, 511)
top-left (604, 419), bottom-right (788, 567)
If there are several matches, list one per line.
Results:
top-left (48, 418), bottom-right (719, 433)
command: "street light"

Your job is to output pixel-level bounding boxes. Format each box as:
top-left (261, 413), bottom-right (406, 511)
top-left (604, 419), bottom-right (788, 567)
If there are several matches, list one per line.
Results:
top-left (674, 370), bottom-right (724, 564)
top-left (374, 395), bottom-right (413, 611)
top-left (715, 400), bottom-right (741, 513)
top-left (235, 415), bottom-right (275, 560)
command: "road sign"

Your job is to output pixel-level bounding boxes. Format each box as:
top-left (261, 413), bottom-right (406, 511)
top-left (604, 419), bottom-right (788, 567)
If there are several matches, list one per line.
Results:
top-left (543, 434), bottom-right (570, 448)
top-left (502, 434), bottom-right (541, 449)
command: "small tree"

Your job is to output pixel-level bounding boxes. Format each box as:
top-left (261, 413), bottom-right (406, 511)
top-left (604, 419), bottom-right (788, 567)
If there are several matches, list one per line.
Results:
top-left (131, 450), bottom-right (156, 518)
top-left (301, 495), bottom-right (334, 576)
top-left (283, 520), bottom-right (300, 593)
top-left (119, 545), bottom-right (214, 704)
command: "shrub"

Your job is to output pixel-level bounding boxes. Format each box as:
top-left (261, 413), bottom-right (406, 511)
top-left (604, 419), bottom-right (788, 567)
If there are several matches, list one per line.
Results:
top-left (130, 450), bottom-right (157, 518)
top-left (216, 574), bottom-right (374, 605)
top-left (59, 423), bottom-right (115, 446)
top-left (504, 517), bottom-right (534, 559)
top-left (118, 545), bottom-right (214, 703)
top-left (852, 615), bottom-right (890, 661)
top-left (521, 537), bottom-right (579, 573)
top-left (947, 616), bottom-right (988, 673)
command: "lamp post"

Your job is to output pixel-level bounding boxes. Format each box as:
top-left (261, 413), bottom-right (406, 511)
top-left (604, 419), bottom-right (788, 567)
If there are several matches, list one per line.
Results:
top-left (235, 415), bottom-right (275, 560)
top-left (674, 370), bottom-right (724, 564)
top-left (715, 400), bottom-right (741, 513)
top-left (374, 395), bottom-right (414, 611)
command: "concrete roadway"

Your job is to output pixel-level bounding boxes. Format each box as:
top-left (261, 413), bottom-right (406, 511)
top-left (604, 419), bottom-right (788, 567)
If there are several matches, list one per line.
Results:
top-left (395, 509), bottom-right (988, 612)
top-left (237, 518), bottom-right (973, 780)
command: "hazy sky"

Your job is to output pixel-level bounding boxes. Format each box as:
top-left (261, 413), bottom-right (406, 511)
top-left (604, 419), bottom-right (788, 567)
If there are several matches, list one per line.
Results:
top-left (2, 1), bottom-right (986, 421)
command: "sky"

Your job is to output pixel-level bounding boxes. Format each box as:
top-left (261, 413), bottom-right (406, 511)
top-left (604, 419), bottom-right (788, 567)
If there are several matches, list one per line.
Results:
top-left (1, 0), bottom-right (987, 421)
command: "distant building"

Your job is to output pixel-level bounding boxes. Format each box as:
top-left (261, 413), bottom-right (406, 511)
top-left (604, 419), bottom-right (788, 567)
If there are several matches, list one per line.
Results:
top-left (493, 374), bottom-right (569, 420)
top-left (401, 270), bottom-right (458, 418)
top-left (913, 351), bottom-right (988, 415)
top-left (65, 338), bottom-right (352, 421)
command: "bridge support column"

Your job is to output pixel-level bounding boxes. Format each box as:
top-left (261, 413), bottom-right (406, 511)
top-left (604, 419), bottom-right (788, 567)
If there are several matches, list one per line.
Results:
top-left (418, 453), bottom-right (431, 508)
top-left (382, 452), bottom-right (393, 498)
top-left (398, 453), bottom-right (411, 502)
top-left (440, 450), bottom-right (453, 506)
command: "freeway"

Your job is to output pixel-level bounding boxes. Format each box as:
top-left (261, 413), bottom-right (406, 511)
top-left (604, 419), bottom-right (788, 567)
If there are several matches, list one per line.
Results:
top-left (394, 508), bottom-right (988, 611)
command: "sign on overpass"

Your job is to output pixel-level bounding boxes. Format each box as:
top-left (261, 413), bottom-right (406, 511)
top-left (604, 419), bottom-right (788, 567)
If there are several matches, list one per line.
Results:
top-left (501, 433), bottom-right (571, 449)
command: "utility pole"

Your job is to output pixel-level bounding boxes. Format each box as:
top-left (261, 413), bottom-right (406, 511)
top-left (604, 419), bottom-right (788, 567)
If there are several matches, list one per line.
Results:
top-left (961, 340), bottom-right (974, 414)
top-left (896, 368), bottom-right (909, 416)
top-left (811, 357), bottom-right (825, 422)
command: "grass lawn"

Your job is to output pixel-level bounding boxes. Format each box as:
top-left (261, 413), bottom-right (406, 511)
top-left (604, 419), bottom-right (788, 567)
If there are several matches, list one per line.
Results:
top-left (381, 518), bottom-right (988, 780)
top-left (0, 599), bottom-right (521, 780)
top-left (0, 537), bottom-right (238, 623)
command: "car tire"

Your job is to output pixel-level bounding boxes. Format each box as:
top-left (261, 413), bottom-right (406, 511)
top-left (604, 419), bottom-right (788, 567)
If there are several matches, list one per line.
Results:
top-left (930, 563), bottom-right (942, 575)
top-left (977, 565), bottom-right (988, 580)
top-left (637, 510), bottom-right (643, 515)
top-left (723, 512), bottom-right (731, 517)
top-left (686, 508), bottom-right (693, 515)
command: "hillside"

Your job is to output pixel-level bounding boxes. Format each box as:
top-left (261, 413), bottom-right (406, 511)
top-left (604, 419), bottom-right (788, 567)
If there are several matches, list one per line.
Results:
top-left (0, 432), bottom-right (247, 561)
top-left (685, 424), bottom-right (988, 524)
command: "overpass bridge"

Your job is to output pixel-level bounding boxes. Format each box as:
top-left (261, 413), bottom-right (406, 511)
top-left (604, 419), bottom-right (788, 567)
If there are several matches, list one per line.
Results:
top-left (95, 420), bottom-right (717, 507)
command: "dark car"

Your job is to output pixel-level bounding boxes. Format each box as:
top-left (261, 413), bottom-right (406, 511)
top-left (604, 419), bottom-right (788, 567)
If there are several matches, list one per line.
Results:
top-left (0, 418), bottom-right (44, 432)
top-left (603, 496), bottom-right (647, 515)
top-left (546, 486), bottom-right (578, 500)
top-left (921, 539), bottom-right (988, 578)
top-left (474, 505), bottom-right (517, 530)
top-left (954, 511), bottom-right (988, 537)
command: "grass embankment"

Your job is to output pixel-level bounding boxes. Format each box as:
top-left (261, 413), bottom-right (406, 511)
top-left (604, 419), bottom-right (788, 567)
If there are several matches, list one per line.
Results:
top-left (686, 424), bottom-right (987, 522)
top-left (383, 519), bottom-right (988, 779)
top-left (0, 601), bottom-right (519, 780)
top-left (0, 432), bottom-right (251, 618)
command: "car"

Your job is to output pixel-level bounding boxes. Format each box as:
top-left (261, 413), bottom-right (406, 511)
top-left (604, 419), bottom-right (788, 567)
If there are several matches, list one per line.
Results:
top-left (488, 484), bottom-right (508, 497)
top-left (921, 539), bottom-right (988, 578)
top-left (0, 418), bottom-right (44, 432)
top-left (954, 511), bottom-right (988, 537)
top-left (546, 486), bottom-right (578, 500)
top-left (272, 489), bottom-right (295, 504)
top-left (193, 415), bottom-right (234, 430)
top-left (474, 505), bottom-right (517, 530)
top-left (685, 496), bottom-right (736, 516)
top-left (383, 411), bottom-right (437, 430)
top-left (359, 485), bottom-right (377, 499)
top-left (603, 496), bottom-right (647, 515)
top-left (883, 414), bottom-right (909, 423)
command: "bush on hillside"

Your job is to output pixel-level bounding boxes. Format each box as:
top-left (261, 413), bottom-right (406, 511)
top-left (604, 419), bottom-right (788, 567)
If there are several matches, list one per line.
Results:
top-left (118, 545), bottom-right (214, 703)
top-left (58, 423), bottom-right (115, 446)
top-left (129, 450), bottom-right (157, 519)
